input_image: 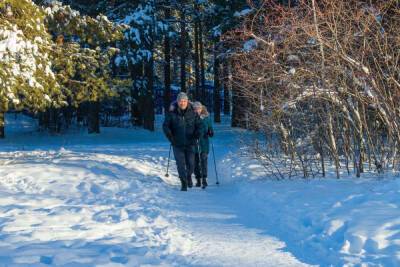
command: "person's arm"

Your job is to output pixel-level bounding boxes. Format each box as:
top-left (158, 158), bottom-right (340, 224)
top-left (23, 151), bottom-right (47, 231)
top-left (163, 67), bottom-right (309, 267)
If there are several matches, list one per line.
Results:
top-left (194, 114), bottom-right (203, 140)
top-left (207, 118), bottom-right (214, 138)
top-left (163, 114), bottom-right (174, 144)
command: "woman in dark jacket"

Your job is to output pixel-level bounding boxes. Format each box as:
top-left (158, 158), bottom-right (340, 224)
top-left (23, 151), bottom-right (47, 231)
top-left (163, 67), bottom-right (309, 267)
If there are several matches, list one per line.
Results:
top-left (192, 102), bottom-right (214, 189)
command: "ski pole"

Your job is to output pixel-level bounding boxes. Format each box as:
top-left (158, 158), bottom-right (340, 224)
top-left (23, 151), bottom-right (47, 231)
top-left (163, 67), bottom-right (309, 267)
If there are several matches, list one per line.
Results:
top-left (165, 144), bottom-right (172, 177)
top-left (211, 140), bottom-right (220, 185)
top-left (197, 139), bottom-right (204, 186)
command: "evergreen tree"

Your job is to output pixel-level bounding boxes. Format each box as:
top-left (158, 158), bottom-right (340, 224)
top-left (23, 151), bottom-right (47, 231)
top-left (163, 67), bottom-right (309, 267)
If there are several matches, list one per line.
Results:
top-left (1, 0), bottom-right (249, 138)
top-left (206, 0), bottom-right (248, 123)
top-left (42, 1), bottom-right (124, 133)
top-left (0, 0), bottom-right (63, 138)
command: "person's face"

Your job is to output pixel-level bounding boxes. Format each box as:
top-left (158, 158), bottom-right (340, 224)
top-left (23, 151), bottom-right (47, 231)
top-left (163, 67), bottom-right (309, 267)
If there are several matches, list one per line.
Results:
top-left (178, 99), bottom-right (188, 110)
top-left (194, 107), bottom-right (202, 115)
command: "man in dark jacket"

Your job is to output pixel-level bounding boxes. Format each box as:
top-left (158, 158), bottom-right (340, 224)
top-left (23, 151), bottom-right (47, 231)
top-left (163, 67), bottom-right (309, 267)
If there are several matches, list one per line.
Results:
top-left (163, 92), bottom-right (203, 191)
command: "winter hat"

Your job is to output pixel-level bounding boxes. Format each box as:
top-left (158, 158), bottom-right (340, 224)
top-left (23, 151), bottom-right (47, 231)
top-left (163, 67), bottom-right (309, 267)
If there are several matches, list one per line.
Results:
top-left (177, 92), bottom-right (189, 101)
top-left (192, 101), bottom-right (202, 109)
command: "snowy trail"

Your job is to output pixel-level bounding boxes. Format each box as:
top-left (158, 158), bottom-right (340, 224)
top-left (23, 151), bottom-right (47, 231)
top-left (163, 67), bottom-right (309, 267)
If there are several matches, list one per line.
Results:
top-left (0, 115), bottom-right (310, 266)
top-left (0, 149), bottom-right (309, 267)
top-left (1, 114), bottom-right (400, 266)
top-left (167, 185), bottom-right (311, 267)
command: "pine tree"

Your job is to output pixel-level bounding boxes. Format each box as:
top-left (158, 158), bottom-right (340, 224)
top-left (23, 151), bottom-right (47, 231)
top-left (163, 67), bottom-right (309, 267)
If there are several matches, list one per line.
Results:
top-left (204, 0), bottom-right (247, 124)
top-left (111, 0), bottom-right (162, 131)
top-left (0, 0), bottom-right (63, 138)
top-left (163, 2), bottom-right (172, 112)
top-left (206, 0), bottom-right (248, 125)
top-left (43, 1), bottom-right (124, 133)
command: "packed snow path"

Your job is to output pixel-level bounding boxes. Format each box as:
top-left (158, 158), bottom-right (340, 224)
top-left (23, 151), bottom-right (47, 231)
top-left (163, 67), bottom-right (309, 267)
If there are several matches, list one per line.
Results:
top-left (0, 115), bottom-right (309, 266)
top-left (1, 114), bottom-right (400, 266)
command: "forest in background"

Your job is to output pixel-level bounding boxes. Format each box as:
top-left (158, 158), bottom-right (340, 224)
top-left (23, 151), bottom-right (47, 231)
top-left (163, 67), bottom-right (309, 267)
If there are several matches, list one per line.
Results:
top-left (1, 0), bottom-right (251, 136)
top-left (1, 0), bottom-right (400, 179)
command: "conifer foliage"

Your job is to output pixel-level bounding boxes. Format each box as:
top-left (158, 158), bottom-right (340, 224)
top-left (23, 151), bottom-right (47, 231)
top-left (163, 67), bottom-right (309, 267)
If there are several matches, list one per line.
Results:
top-left (1, 0), bottom-right (249, 138)
top-left (0, 0), bottom-right (124, 136)
top-left (0, 0), bottom-right (62, 137)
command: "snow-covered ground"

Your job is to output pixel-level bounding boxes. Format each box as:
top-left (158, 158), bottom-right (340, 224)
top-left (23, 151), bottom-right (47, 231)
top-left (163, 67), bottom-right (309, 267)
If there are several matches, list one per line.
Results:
top-left (0, 114), bottom-right (399, 266)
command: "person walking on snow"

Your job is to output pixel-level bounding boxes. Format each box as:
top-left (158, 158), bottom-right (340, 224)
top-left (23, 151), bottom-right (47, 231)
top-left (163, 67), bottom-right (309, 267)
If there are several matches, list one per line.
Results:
top-left (192, 102), bottom-right (214, 189)
top-left (163, 92), bottom-right (203, 191)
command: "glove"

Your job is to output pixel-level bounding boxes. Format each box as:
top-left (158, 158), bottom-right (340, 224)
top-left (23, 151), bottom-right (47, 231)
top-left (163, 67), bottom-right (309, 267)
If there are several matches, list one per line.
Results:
top-left (208, 129), bottom-right (214, 138)
top-left (166, 133), bottom-right (175, 146)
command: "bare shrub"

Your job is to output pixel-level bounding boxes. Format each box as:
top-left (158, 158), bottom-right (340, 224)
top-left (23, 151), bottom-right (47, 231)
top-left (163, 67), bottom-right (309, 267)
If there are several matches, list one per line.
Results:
top-left (224, 0), bottom-right (400, 179)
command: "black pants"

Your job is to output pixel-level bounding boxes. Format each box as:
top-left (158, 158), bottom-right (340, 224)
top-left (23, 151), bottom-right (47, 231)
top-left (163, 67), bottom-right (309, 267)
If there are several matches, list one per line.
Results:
top-left (194, 152), bottom-right (208, 178)
top-left (173, 146), bottom-right (195, 180)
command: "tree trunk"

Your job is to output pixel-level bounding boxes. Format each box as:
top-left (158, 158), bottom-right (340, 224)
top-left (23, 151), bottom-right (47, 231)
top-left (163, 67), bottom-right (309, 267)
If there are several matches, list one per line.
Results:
top-left (143, 12), bottom-right (155, 131)
top-left (213, 43), bottom-right (221, 123)
top-left (194, 22), bottom-right (201, 101)
top-left (164, 6), bottom-right (172, 112)
top-left (143, 71), bottom-right (155, 131)
top-left (231, 80), bottom-right (239, 127)
top-left (62, 97), bottom-right (73, 129)
top-left (88, 100), bottom-right (100, 134)
top-left (0, 111), bottom-right (4, 138)
top-left (131, 87), bottom-right (143, 126)
top-left (231, 72), bottom-right (246, 128)
top-left (172, 46), bottom-right (179, 85)
top-left (77, 103), bottom-right (87, 127)
top-left (130, 61), bottom-right (144, 126)
top-left (327, 112), bottom-right (340, 178)
top-left (180, 9), bottom-right (186, 93)
top-left (199, 19), bottom-right (206, 103)
top-left (43, 107), bottom-right (61, 134)
top-left (223, 60), bottom-right (231, 115)
top-left (354, 133), bottom-right (362, 178)
top-left (320, 142), bottom-right (326, 177)
top-left (39, 110), bottom-right (50, 131)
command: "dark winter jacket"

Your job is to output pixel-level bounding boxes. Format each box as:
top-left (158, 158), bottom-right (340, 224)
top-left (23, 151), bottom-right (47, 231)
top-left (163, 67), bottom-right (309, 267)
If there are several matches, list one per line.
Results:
top-left (194, 112), bottom-right (214, 154)
top-left (163, 102), bottom-right (203, 149)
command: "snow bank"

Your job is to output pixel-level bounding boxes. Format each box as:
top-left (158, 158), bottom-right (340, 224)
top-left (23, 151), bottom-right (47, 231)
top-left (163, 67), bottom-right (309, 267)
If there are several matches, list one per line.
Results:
top-left (225, 163), bottom-right (400, 266)
top-left (0, 146), bottom-right (191, 265)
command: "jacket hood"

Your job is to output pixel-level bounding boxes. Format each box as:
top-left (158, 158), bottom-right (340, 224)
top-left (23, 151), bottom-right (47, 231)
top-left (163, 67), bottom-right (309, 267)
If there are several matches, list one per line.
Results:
top-left (200, 106), bottom-right (209, 119)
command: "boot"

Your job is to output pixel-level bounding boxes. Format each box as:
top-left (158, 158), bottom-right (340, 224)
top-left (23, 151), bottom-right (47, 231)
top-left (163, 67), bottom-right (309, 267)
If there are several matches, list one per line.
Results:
top-left (195, 177), bottom-right (201, 187)
top-left (187, 176), bottom-right (193, 188)
top-left (180, 178), bottom-right (187, 191)
top-left (201, 177), bottom-right (208, 189)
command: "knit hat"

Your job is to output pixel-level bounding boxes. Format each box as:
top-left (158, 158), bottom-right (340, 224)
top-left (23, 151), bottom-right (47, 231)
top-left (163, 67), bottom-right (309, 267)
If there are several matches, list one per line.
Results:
top-left (192, 101), bottom-right (202, 109)
top-left (177, 92), bottom-right (188, 101)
